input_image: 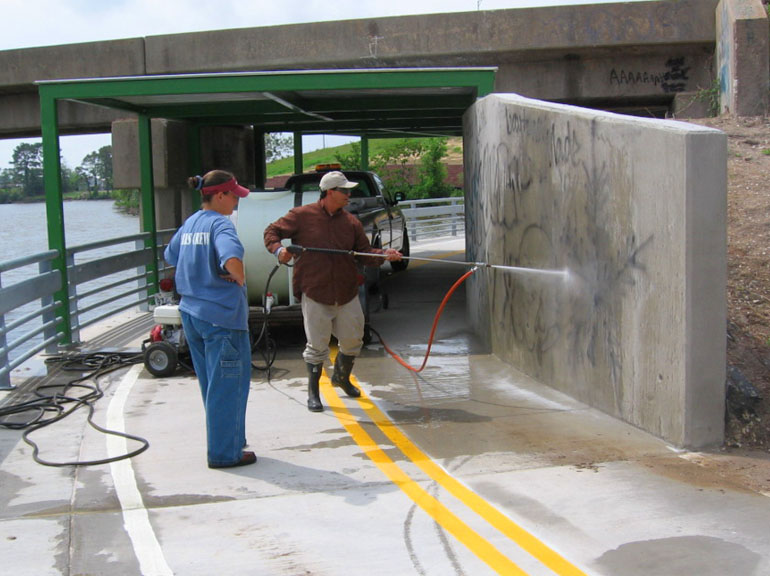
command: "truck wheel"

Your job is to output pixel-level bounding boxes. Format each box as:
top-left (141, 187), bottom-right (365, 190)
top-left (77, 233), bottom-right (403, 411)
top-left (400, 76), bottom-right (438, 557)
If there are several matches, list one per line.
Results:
top-left (144, 341), bottom-right (178, 378)
top-left (391, 231), bottom-right (410, 271)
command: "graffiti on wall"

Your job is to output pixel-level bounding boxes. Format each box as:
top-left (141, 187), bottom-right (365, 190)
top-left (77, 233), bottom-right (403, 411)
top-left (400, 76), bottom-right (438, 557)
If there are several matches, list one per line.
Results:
top-left (609, 57), bottom-right (690, 93)
top-left (467, 103), bottom-right (654, 413)
top-left (717, 1), bottom-right (732, 113)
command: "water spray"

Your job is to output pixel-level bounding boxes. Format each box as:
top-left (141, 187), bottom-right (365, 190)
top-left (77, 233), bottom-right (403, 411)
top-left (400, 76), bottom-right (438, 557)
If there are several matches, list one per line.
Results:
top-left (285, 243), bottom-right (570, 373)
top-left (285, 244), bottom-right (569, 281)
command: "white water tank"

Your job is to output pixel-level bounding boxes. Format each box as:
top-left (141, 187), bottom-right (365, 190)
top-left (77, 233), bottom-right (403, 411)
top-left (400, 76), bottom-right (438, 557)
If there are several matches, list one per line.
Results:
top-left (234, 190), bottom-right (319, 307)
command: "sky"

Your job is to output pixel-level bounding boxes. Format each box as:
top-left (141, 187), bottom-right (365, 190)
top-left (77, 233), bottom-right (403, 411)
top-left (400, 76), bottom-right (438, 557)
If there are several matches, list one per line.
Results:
top-left (0, 0), bottom-right (653, 170)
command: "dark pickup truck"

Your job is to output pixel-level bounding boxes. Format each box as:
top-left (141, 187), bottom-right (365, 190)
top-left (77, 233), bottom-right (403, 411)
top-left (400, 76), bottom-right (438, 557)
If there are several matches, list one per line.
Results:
top-left (283, 164), bottom-right (410, 270)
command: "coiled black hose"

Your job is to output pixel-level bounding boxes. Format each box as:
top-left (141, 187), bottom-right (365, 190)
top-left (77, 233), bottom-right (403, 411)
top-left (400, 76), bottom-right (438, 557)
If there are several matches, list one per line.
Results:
top-left (0, 351), bottom-right (150, 467)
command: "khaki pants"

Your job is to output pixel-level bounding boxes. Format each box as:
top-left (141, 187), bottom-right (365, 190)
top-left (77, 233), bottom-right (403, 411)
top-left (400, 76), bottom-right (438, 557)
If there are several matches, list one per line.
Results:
top-left (301, 294), bottom-right (364, 365)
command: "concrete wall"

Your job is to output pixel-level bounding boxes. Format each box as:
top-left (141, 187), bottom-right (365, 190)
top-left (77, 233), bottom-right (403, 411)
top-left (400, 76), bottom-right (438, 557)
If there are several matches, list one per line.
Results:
top-left (717, 0), bottom-right (770, 115)
top-left (464, 94), bottom-right (726, 448)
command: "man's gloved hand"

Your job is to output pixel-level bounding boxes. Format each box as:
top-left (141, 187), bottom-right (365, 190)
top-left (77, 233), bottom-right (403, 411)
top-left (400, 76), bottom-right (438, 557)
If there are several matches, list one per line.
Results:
top-left (383, 248), bottom-right (402, 262)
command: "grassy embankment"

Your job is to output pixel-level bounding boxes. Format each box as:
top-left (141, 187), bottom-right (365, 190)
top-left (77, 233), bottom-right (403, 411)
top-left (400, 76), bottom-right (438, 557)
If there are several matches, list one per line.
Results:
top-left (267, 137), bottom-right (463, 177)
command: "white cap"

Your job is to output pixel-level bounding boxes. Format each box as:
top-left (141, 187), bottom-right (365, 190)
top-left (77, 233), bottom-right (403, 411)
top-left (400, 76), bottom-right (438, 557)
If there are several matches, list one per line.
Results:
top-left (319, 171), bottom-right (358, 191)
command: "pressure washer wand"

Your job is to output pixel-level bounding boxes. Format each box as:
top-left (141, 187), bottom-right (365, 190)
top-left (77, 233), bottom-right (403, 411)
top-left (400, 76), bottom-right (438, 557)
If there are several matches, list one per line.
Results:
top-left (285, 244), bottom-right (569, 278)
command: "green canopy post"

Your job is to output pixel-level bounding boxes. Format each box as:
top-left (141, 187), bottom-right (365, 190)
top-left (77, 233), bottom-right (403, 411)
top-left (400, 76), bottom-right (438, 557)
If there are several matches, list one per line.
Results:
top-left (39, 86), bottom-right (71, 345)
top-left (188, 123), bottom-right (203, 212)
top-left (293, 131), bottom-right (303, 174)
top-left (360, 136), bottom-right (369, 170)
top-left (138, 114), bottom-right (159, 299)
top-left (254, 130), bottom-right (267, 188)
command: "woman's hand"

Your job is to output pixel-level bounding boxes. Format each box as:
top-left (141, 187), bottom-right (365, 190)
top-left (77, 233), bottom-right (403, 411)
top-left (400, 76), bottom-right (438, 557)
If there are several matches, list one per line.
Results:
top-left (222, 257), bottom-right (245, 286)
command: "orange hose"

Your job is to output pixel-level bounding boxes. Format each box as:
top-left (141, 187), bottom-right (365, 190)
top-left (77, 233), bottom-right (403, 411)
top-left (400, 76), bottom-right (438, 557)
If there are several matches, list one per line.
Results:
top-left (370, 268), bottom-right (477, 373)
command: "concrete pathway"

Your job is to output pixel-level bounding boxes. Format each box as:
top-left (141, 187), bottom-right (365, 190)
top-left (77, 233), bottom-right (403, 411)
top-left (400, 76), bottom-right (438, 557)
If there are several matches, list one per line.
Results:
top-left (1, 237), bottom-right (769, 576)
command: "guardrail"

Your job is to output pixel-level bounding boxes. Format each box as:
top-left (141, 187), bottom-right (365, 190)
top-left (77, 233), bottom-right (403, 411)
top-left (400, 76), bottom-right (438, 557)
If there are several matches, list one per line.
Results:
top-left (0, 250), bottom-right (62, 389)
top-left (399, 197), bottom-right (465, 241)
top-left (0, 197), bottom-right (464, 389)
top-left (0, 228), bottom-right (176, 389)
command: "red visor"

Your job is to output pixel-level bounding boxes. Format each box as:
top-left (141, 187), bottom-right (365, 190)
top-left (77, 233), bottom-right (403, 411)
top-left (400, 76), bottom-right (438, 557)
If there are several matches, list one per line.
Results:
top-left (201, 178), bottom-right (249, 198)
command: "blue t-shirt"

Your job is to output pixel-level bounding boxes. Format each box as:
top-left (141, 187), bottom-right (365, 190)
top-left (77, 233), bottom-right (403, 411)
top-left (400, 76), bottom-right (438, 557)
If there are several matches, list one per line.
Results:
top-left (164, 210), bottom-right (248, 330)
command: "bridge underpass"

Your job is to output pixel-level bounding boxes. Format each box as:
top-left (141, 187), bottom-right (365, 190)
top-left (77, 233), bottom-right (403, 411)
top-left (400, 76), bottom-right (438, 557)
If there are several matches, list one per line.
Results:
top-left (38, 64), bottom-right (725, 450)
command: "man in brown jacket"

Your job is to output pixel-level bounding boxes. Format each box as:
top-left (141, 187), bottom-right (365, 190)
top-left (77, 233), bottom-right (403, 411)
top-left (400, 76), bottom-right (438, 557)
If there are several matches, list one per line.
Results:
top-left (263, 171), bottom-right (402, 412)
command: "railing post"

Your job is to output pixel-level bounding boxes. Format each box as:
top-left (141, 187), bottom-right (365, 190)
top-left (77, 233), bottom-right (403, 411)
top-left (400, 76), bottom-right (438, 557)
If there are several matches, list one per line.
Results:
top-left (137, 237), bottom-right (149, 312)
top-left (66, 251), bottom-right (81, 344)
top-left (408, 200), bottom-right (418, 242)
top-left (0, 273), bottom-right (9, 390)
top-left (40, 258), bottom-right (59, 355)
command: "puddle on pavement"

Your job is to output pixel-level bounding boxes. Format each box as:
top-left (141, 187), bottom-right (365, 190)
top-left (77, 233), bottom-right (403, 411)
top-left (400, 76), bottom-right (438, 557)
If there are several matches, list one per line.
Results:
top-left (595, 536), bottom-right (762, 576)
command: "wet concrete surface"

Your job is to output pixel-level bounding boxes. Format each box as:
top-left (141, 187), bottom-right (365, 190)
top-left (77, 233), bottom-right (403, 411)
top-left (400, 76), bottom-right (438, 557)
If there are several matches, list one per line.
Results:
top-left (1, 237), bottom-right (770, 575)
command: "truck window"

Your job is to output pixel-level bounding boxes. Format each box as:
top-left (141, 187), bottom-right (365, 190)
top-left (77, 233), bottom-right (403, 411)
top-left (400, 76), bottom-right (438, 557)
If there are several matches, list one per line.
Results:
top-left (350, 179), bottom-right (372, 198)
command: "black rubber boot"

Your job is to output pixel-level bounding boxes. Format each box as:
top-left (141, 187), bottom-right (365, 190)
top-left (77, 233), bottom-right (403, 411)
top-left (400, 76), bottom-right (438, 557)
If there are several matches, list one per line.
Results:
top-left (306, 363), bottom-right (323, 412)
top-left (331, 353), bottom-right (360, 398)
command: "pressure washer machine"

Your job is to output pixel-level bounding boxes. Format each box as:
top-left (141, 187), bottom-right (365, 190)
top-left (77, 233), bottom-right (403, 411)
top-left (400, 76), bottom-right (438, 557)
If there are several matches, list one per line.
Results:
top-left (141, 304), bottom-right (190, 377)
top-left (141, 279), bottom-right (192, 377)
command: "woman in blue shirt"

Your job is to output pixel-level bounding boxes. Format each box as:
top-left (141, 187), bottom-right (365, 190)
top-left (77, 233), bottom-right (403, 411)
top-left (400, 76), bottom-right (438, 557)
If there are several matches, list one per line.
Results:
top-left (164, 170), bottom-right (255, 468)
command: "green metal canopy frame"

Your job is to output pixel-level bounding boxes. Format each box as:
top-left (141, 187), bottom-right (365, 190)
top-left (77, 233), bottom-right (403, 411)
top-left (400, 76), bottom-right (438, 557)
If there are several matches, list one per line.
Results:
top-left (36, 67), bottom-right (496, 344)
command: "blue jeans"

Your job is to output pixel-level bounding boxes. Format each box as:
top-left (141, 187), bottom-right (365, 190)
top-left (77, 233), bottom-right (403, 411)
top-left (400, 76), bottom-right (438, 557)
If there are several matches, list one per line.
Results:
top-left (181, 311), bottom-right (251, 467)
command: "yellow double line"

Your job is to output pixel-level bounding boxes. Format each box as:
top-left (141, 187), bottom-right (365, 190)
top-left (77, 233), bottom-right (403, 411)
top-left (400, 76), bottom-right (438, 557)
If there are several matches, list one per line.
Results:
top-left (320, 362), bottom-right (588, 576)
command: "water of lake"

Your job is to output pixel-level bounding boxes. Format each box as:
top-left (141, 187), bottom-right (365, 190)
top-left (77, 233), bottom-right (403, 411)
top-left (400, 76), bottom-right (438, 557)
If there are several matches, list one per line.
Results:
top-left (1, 200), bottom-right (140, 366)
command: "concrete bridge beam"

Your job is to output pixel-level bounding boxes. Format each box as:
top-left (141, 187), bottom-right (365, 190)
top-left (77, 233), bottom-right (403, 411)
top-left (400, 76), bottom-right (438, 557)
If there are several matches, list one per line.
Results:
top-left (0, 0), bottom-right (739, 141)
top-left (0, 39), bottom-right (146, 137)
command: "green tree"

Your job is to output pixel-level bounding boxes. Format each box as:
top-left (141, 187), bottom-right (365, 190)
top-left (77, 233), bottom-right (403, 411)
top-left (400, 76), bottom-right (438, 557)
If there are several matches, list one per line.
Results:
top-left (113, 189), bottom-right (139, 214)
top-left (0, 167), bottom-right (14, 189)
top-left (414, 138), bottom-right (453, 199)
top-left (0, 167), bottom-right (20, 203)
top-left (334, 141), bottom-right (362, 170)
top-left (60, 163), bottom-right (79, 194)
top-left (369, 139), bottom-right (424, 199)
top-left (78, 145), bottom-right (112, 196)
top-left (265, 133), bottom-right (293, 162)
top-left (12, 142), bottom-right (44, 197)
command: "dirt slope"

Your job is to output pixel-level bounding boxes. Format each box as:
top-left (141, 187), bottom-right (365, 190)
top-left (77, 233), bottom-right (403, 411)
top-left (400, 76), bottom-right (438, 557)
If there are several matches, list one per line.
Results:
top-left (688, 115), bottom-right (770, 452)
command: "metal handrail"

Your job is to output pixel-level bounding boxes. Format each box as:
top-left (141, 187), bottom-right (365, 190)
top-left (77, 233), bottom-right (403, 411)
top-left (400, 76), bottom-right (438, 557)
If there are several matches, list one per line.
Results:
top-left (0, 197), bottom-right (463, 388)
top-left (400, 197), bottom-right (465, 241)
top-left (0, 228), bottom-right (176, 389)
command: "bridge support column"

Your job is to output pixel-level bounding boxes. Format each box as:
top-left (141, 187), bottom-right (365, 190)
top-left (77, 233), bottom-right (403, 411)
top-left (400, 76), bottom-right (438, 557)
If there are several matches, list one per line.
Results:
top-left (717, 0), bottom-right (769, 116)
top-left (113, 119), bottom-right (255, 228)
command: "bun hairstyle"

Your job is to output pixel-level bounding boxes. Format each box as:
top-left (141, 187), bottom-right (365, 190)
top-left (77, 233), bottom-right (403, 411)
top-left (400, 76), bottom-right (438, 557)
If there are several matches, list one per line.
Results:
top-left (188, 170), bottom-right (236, 203)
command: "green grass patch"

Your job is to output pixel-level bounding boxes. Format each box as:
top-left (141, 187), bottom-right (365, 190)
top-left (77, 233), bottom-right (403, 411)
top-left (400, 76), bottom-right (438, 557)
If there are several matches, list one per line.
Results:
top-left (266, 137), bottom-right (446, 177)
